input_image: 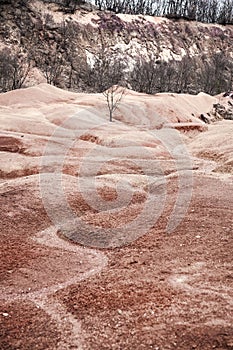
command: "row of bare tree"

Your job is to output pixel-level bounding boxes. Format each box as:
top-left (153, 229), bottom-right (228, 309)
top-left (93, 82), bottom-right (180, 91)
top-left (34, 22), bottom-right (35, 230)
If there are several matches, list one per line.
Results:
top-left (2, 0), bottom-right (231, 24)
top-left (1, 44), bottom-right (232, 96)
top-left (130, 53), bottom-right (233, 95)
top-left (94, 0), bottom-right (233, 24)
top-left (1, 0), bottom-right (232, 23)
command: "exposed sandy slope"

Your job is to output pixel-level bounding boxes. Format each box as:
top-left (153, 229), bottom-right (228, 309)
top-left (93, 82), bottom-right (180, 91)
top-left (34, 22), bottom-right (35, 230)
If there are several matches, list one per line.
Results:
top-left (0, 84), bottom-right (233, 350)
top-left (189, 120), bottom-right (233, 174)
top-left (0, 84), bottom-right (214, 178)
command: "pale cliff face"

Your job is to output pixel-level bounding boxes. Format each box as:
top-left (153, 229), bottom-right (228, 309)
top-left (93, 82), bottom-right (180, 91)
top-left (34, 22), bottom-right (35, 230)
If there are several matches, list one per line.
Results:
top-left (0, 0), bottom-right (232, 91)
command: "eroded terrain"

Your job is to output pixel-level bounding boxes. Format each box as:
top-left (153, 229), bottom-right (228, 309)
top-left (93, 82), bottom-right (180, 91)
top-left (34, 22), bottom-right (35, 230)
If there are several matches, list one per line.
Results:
top-left (0, 84), bottom-right (233, 349)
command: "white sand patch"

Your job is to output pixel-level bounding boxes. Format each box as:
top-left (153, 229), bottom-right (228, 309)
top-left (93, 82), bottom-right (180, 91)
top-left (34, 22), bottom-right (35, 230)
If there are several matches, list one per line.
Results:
top-left (189, 43), bottom-right (199, 56)
top-left (159, 47), bottom-right (186, 62)
top-left (85, 49), bottom-right (96, 68)
top-left (116, 13), bottom-right (166, 24)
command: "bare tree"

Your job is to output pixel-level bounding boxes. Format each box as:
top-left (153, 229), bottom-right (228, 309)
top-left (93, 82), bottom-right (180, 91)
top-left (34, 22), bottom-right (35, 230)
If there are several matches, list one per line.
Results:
top-left (196, 52), bottom-right (233, 95)
top-left (129, 53), bottom-right (181, 94)
top-left (82, 29), bottom-right (126, 92)
top-left (36, 47), bottom-right (64, 86)
top-left (58, 20), bottom-right (84, 89)
top-left (0, 49), bottom-right (31, 92)
top-left (33, 20), bottom-right (77, 87)
top-left (218, 0), bottom-right (233, 24)
top-left (129, 50), bottom-right (161, 94)
top-left (103, 85), bottom-right (126, 122)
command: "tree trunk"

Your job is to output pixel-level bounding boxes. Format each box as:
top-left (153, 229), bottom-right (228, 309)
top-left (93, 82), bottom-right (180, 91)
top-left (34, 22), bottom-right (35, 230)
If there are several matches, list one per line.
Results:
top-left (109, 110), bottom-right (113, 122)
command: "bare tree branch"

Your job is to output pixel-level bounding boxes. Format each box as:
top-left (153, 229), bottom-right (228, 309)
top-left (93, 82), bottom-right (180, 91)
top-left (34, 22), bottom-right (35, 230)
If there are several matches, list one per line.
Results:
top-left (103, 85), bottom-right (126, 122)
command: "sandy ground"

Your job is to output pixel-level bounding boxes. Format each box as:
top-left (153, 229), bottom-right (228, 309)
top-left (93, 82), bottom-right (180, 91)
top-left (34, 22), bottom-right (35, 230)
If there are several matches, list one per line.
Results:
top-left (0, 84), bottom-right (233, 349)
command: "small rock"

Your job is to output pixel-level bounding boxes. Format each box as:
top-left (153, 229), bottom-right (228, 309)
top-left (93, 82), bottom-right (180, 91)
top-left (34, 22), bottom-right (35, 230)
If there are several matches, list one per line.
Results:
top-left (2, 312), bottom-right (9, 317)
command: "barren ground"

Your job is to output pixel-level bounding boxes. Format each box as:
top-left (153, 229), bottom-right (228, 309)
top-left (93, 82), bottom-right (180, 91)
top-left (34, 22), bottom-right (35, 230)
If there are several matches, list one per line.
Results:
top-left (0, 85), bottom-right (233, 350)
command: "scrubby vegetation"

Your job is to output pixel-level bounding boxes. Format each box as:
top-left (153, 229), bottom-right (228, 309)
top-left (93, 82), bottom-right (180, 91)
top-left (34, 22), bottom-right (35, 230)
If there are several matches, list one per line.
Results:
top-left (0, 49), bottom-right (31, 92)
top-left (0, 0), bottom-right (232, 95)
top-left (95, 0), bottom-right (233, 25)
top-left (2, 0), bottom-right (232, 24)
top-left (129, 52), bottom-right (233, 95)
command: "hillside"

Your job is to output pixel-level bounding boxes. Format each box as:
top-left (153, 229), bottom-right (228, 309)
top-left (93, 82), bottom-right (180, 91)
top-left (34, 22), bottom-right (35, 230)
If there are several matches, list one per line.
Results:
top-left (0, 0), bottom-right (233, 94)
top-left (0, 1), bottom-right (233, 349)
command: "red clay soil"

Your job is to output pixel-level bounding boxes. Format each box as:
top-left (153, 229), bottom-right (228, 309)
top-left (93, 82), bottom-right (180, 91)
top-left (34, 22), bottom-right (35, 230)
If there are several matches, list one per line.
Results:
top-left (0, 301), bottom-right (61, 350)
top-left (0, 86), bottom-right (233, 350)
top-left (0, 137), bottom-right (25, 154)
top-left (1, 172), bottom-right (233, 350)
top-left (55, 174), bottom-right (233, 350)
